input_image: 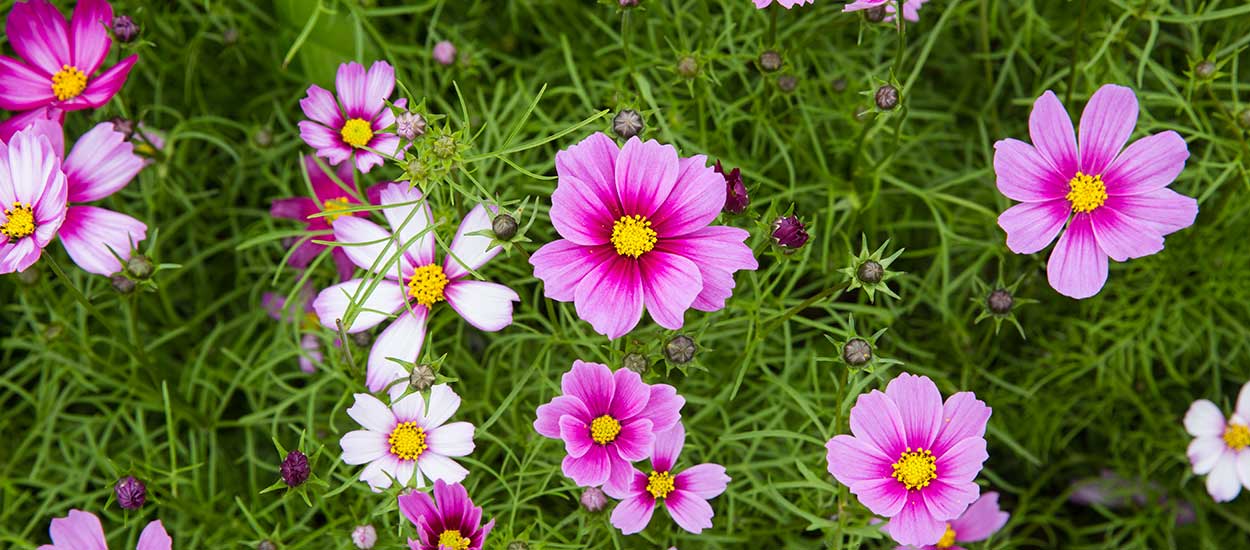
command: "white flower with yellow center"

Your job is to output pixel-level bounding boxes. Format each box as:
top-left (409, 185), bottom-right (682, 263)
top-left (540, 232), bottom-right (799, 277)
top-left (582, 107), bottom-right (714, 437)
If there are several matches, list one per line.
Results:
top-left (1185, 381), bottom-right (1250, 502)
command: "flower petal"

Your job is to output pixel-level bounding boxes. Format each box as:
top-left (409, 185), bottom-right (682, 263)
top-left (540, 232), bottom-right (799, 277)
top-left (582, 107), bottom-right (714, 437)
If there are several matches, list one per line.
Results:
top-left (614, 137), bottom-right (679, 218)
top-left (340, 430), bottom-right (389, 465)
top-left (554, 131), bottom-right (622, 216)
top-left (1102, 131), bottom-right (1187, 196)
top-left (1103, 188), bottom-right (1197, 237)
top-left (638, 251), bottom-right (701, 330)
top-left (997, 199), bottom-right (1069, 255)
top-left (48, 510), bottom-right (107, 550)
top-left (530, 240), bottom-right (615, 302)
top-left (849, 390), bottom-right (907, 459)
top-left (1046, 214), bottom-right (1107, 299)
top-left (613, 418), bottom-right (654, 462)
top-left (934, 437), bottom-right (988, 484)
top-left (347, 393), bottom-right (396, 433)
top-left (333, 216), bottom-right (405, 277)
top-left (558, 414), bottom-right (594, 458)
top-left (993, 138), bottom-right (1068, 202)
top-left (534, 395), bottom-right (591, 439)
top-left (636, 383), bottom-right (683, 433)
top-left (549, 174), bottom-right (615, 246)
top-left (444, 203), bottom-right (504, 279)
top-left (444, 279), bottom-right (519, 332)
top-left (1207, 452), bottom-right (1241, 502)
top-left (58, 206), bottom-right (145, 275)
top-left (362, 61), bottom-right (395, 119)
top-left (379, 182), bottom-right (435, 266)
top-left (299, 84), bottom-right (343, 128)
top-left (573, 256), bottom-right (644, 339)
top-left (1029, 90), bottom-right (1078, 178)
top-left (654, 225), bottom-right (757, 313)
top-left (949, 492), bottom-right (1009, 543)
top-left (6, 0), bottom-right (70, 75)
top-left (312, 278), bottom-right (405, 333)
top-left (63, 121), bottom-right (143, 202)
top-left (1089, 207), bottom-right (1163, 262)
top-left (921, 479), bottom-right (980, 522)
top-left (608, 367), bottom-right (650, 421)
top-left (366, 308), bottom-right (428, 392)
top-left (930, 392), bottom-right (992, 457)
top-left (561, 360), bottom-right (615, 414)
top-left (848, 476), bottom-right (908, 517)
top-left (1078, 84), bottom-right (1138, 175)
top-left (826, 434), bottom-right (892, 485)
top-left (676, 463), bottom-right (729, 499)
top-left (299, 121), bottom-right (353, 166)
top-left (1188, 436), bottom-right (1226, 475)
top-left (0, 56), bottom-right (54, 111)
top-left (135, 520), bottom-right (172, 550)
top-left (562, 444), bottom-right (611, 487)
top-left (649, 154), bottom-right (724, 237)
top-left (886, 494), bottom-right (947, 547)
top-left (427, 422), bottom-right (475, 457)
top-left (77, 54), bottom-right (137, 108)
top-left (418, 452), bottom-right (469, 485)
top-left (665, 490), bottom-right (716, 534)
top-left (335, 61), bottom-right (368, 119)
top-left (69, 0), bottom-right (113, 75)
top-left (610, 493), bottom-right (656, 535)
top-left (425, 384), bottom-right (463, 430)
top-left (884, 373), bottom-right (943, 451)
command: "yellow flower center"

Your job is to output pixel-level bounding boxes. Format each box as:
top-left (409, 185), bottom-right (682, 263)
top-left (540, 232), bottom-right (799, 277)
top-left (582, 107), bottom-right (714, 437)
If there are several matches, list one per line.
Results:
top-left (936, 524), bottom-right (957, 548)
top-left (51, 65), bottom-right (88, 101)
top-left (387, 421), bottom-right (428, 461)
top-left (1066, 171), bottom-right (1107, 213)
top-left (1, 202), bottom-right (36, 240)
top-left (322, 197), bottom-right (352, 225)
top-left (891, 448), bottom-right (937, 491)
top-left (340, 118), bottom-right (374, 148)
top-left (646, 470), bottom-right (676, 499)
top-left (436, 529), bottom-right (470, 550)
top-left (610, 214), bottom-right (657, 258)
top-left (406, 264), bottom-right (449, 308)
top-left (1224, 424), bottom-right (1250, 451)
top-left (589, 415), bottom-right (622, 445)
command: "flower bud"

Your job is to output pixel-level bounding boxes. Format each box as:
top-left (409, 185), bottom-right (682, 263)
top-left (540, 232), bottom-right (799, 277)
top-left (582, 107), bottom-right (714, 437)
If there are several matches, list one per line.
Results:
top-left (396, 112), bottom-right (427, 141)
top-left (622, 352), bottom-right (648, 374)
top-left (620, 0), bottom-right (639, 6)
top-left (856, 260), bottom-right (883, 285)
top-left (864, 5), bottom-right (887, 22)
top-left (677, 56), bottom-right (699, 79)
top-left (581, 486), bottom-right (609, 512)
top-left (778, 75), bottom-right (798, 93)
top-left (506, 542), bottom-right (529, 550)
top-left (665, 335), bottom-right (696, 364)
top-left (255, 128), bottom-right (273, 148)
top-left (126, 255), bottom-right (154, 279)
top-left (433, 135), bottom-right (457, 159)
top-left (771, 215), bottom-right (809, 251)
top-left (111, 15), bottom-right (138, 43)
top-left (115, 475), bottom-right (146, 510)
top-left (351, 331), bottom-right (374, 347)
top-left (612, 109), bottom-right (644, 139)
top-left (433, 41), bottom-right (457, 66)
top-left (492, 214), bottom-right (518, 240)
top-left (351, 525), bottom-right (377, 549)
top-left (842, 338), bottom-right (872, 367)
top-left (110, 274), bottom-right (135, 294)
top-left (875, 84), bottom-right (899, 110)
top-left (1238, 108), bottom-right (1250, 130)
top-left (987, 289), bottom-right (1013, 315)
top-left (110, 117), bottom-right (135, 137)
top-left (258, 541), bottom-right (277, 550)
top-left (409, 363), bottom-right (436, 392)
top-left (222, 27), bottom-right (239, 46)
top-left (1195, 60), bottom-right (1216, 79)
top-left (758, 50), bottom-right (782, 72)
top-left (832, 78), bottom-right (848, 93)
top-left (714, 161), bottom-right (749, 214)
top-left (280, 450), bottom-right (310, 487)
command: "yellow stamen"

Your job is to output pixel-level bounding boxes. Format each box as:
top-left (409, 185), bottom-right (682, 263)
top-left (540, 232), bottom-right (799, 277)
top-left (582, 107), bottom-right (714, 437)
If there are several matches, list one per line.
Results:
top-left (646, 470), bottom-right (676, 499)
top-left (1066, 171), bottom-right (1107, 213)
top-left (406, 264), bottom-right (449, 308)
top-left (610, 214), bottom-right (657, 258)
top-left (1, 202), bottom-right (36, 240)
top-left (51, 65), bottom-right (87, 101)
top-left (891, 448), bottom-right (937, 491)
top-left (322, 197), bottom-right (352, 225)
top-left (589, 415), bottom-right (622, 445)
top-left (936, 524), bottom-right (957, 548)
top-left (436, 530), bottom-right (470, 550)
top-left (1225, 424), bottom-right (1250, 451)
top-left (340, 118), bottom-right (374, 148)
top-left (387, 421), bottom-right (428, 461)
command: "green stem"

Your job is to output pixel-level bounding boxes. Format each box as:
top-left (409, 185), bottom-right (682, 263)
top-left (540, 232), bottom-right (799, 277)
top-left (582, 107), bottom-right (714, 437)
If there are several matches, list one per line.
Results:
top-left (1065, 0), bottom-right (1088, 105)
top-left (768, 8), bottom-right (778, 47)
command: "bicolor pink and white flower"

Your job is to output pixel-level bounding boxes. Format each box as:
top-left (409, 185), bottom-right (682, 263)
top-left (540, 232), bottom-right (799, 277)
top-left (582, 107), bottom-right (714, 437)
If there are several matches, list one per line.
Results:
top-left (606, 424), bottom-right (730, 535)
top-left (0, 0), bottom-right (137, 115)
top-left (844, 0), bottom-right (929, 22)
top-left (398, 479), bottom-right (495, 550)
top-left (1184, 380), bottom-right (1250, 502)
top-left (340, 385), bottom-right (475, 492)
top-left (994, 84), bottom-right (1197, 299)
top-left (271, 155), bottom-right (382, 281)
top-left (0, 122), bottom-right (66, 273)
top-left (298, 60), bottom-right (406, 174)
top-left (263, 285), bottom-right (322, 373)
top-left (529, 133), bottom-right (758, 339)
top-left (753, 0), bottom-right (814, 9)
top-left (313, 182), bottom-right (519, 395)
top-left (38, 510), bottom-right (170, 550)
top-left (891, 492), bottom-right (1009, 550)
top-left (825, 373), bottom-right (992, 547)
top-left (533, 360), bottom-right (685, 494)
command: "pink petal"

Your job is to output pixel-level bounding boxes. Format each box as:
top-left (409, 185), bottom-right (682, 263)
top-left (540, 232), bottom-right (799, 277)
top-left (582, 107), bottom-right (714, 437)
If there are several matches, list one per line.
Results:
top-left (1207, 452), bottom-right (1241, 502)
top-left (424, 384), bottom-right (463, 429)
top-left (1046, 214), bottom-right (1108, 299)
top-left (444, 203), bottom-right (504, 279)
top-left (312, 278), bottom-right (405, 333)
top-left (444, 279), bottom-right (519, 332)
top-left (1102, 130), bottom-right (1188, 196)
top-left (549, 174), bottom-right (615, 246)
top-left (554, 132), bottom-right (622, 218)
top-left (1028, 90), bottom-right (1078, 178)
top-left (844, 0), bottom-right (890, 12)
top-left (306, 153), bottom-right (356, 206)
top-left (340, 430), bottom-right (388, 465)
top-left (921, 479), bottom-right (980, 522)
top-left (1089, 207), bottom-right (1163, 262)
top-left (0, 106), bottom-right (63, 142)
top-left (77, 54), bottom-right (137, 108)
top-left (997, 199), bottom-right (1069, 254)
top-left (677, 463), bottom-right (730, 499)
top-left (573, 256), bottom-right (644, 339)
top-left (992, 138), bottom-right (1068, 202)
top-left (353, 148), bottom-right (385, 175)
top-left (534, 395), bottom-right (591, 439)
top-left (1184, 400), bottom-right (1225, 438)
top-left (562, 444), bottom-right (612, 487)
top-left (135, 520), bottom-right (172, 550)
top-left (561, 360), bottom-right (615, 414)
top-left (367, 308), bottom-right (428, 392)
top-left (884, 373), bottom-right (943, 451)
top-left (47, 510), bottom-right (107, 550)
top-left (398, 490), bottom-right (438, 528)
top-left (638, 251), bottom-right (701, 330)
top-left (849, 390), bottom-right (907, 459)
top-left (848, 476), bottom-right (908, 517)
top-left (300, 84), bottom-right (344, 129)
top-left (18, 116), bottom-right (63, 158)
top-left (346, 393), bottom-right (396, 433)
top-left (605, 450), bottom-right (641, 497)
top-left (612, 418), bottom-right (655, 462)
top-left (362, 60), bottom-right (395, 119)
top-left (530, 240), bottom-right (614, 302)
top-left (886, 494), bottom-right (947, 547)
top-left (649, 423), bottom-right (684, 473)
top-left (6, 0), bottom-right (71, 75)
top-left (0, 236), bottom-right (40, 273)
top-left (614, 137), bottom-right (679, 217)
top-left (826, 434), bottom-right (893, 485)
top-left (427, 422), bottom-right (475, 457)
top-left (63, 122), bottom-right (143, 201)
top-left (610, 493), bottom-right (656, 535)
top-left (299, 121), bottom-right (353, 167)
top-left (1077, 84), bottom-right (1138, 175)
top-left (333, 216), bottom-right (405, 277)
top-left (605, 467), bottom-right (648, 500)
top-left (649, 154), bottom-right (724, 237)
top-left (335, 61), bottom-right (369, 119)
top-left (664, 490), bottom-right (715, 534)
top-left (935, 437), bottom-right (988, 484)
top-left (0, 56), bottom-right (54, 111)
top-left (558, 414), bottom-right (595, 458)
top-left (608, 367), bottom-right (650, 421)
top-left (930, 392), bottom-right (992, 457)
top-left (1103, 188), bottom-right (1197, 236)
top-left (654, 225), bottom-right (758, 313)
top-left (270, 197), bottom-right (317, 221)
top-left (58, 206), bottom-right (145, 275)
top-left (379, 182), bottom-right (435, 266)
top-left (636, 383), bottom-right (683, 433)
top-left (949, 492), bottom-right (1009, 543)
top-left (69, 0), bottom-right (113, 75)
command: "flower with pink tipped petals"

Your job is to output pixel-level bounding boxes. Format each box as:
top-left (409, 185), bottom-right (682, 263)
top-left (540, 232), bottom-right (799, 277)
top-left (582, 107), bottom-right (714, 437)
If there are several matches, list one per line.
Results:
top-left (298, 60), bottom-right (407, 174)
top-left (1184, 380), bottom-right (1250, 502)
top-left (825, 373), bottom-right (992, 547)
top-left (312, 182), bottom-right (519, 396)
top-left (263, 285), bottom-right (323, 373)
top-left (0, 105), bottom-right (63, 141)
top-left (339, 385), bottom-right (475, 492)
top-left (606, 424), bottom-right (729, 535)
top-left (38, 510), bottom-right (170, 550)
top-left (753, 0), bottom-right (814, 8)
top-left (529, 133), bottom-right (758, 339)
top-left (533, 360), bottom-right (685, 494)
top-left (0, 122), bottom-right (66, 273)
top-left (398, 479), bottom-right (495, 550)
top-left (271, 155), bottom-right (382, 281)
top-left (891, 492), bottom-right (1009, 550)
top-left (844, 0), bottom-right (930, 22)
top-left (994, 84), bottom-right (1197, 299)
top-left (0, 0), bottom-right (138, 116)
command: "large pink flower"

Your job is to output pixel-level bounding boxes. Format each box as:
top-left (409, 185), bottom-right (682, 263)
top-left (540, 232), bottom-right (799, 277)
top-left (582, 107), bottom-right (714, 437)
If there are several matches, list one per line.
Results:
top-left (0, 122), bottom-right (66, 273)
top-left (398, 479), bottom-right (495, 550)
top-left (844, 0), bottom-right (930, 22)
top-left (38, 510), bottom-right (170, 550)
top-left (529, 133), bottom-right (757, 339)
top-left (0, 0), bottom-right (137, 115)
top-left (606, 424), bottom-right (730, 535)
top-left (753, 0), bottom-right (814, 8)
top-left (312, 182), bottom-right (519, 395)
top-left (825, 373), bottom-right (992, 547)
top-left (271, 155), bottom-right (382, 281)
top-left (298, 60), bottom-right (405, 174)
top-left (1184, 380), bottom-right (1250, 502)
top-left (533, 360), bottom-right (685, 494)
top-left (994, 84), bottom-right (1197, 299)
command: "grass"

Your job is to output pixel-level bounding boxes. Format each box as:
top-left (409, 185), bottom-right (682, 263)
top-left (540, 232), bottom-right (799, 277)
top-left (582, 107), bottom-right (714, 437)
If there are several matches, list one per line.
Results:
top-left (2, 0), bottom-right (1250, 548)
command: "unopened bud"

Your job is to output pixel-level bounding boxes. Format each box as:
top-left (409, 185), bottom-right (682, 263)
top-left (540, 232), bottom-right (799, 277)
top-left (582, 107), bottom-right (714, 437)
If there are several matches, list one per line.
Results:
top-left (677, 56), bottom-right (699, 79)
top-left (409, 364), bottom-right (436, 392)
top-left (433, 41), bottom-right (457, 66)
top-left (778, 75), bottom-right (798, 93)
top-left (620, 0), bottom-right (639, 6)
top-left (506, 542), bottom-right (529, 550)
top-left (434, 135), bottom-right (457, 159)
top-left (222, 27), bottom-right (239, 45)
top-left (612, 109), bottom-right (644, 139)
top-left (842, 338), bottom-right (872, 367)
top-left (758, 50), bottom-right (782, 72)
top-left (1195, 60), bottom-right (1216, 79)
top-left (351, 525), bottom-right (377, 549)
top-left (832, 78), bottom-right (848, 93)
top-left (111, 15), bottom-right (139, 43)
top-left (396, 112), bottom-right (427, 141)
top-left (126, 255), bottom-right (154, 279)
top-left (492, 214), bottom-right (518, 240)
top-left (280, 450), bottom-right (310, 487)
top-left (875, 85), bottom-right (899, 110)
top-left (581, 486), bottom-right (609, 512)
top-left (258, 541), bottom-right (277, 550)
top-left (1240, 108), bottom-right (1250, 130)
top-left (351, 331), bottom-right (373, 347)
top-left (771, 215), bottom-right (809, 250)
top-left (864, 5), bottom-right (887, 22)
top-left (665, 335), bottom-right (696, 364)
top-left (110, 274), bottom-right (135, 294)
top-left (856, 260), bottom-right (883, 285)
top-left (622, 352), bottom-right (648, 374)
top-left (988, 289), bottom-right (1013, 315)
top-left (115, 476), bottom-right (146, 510)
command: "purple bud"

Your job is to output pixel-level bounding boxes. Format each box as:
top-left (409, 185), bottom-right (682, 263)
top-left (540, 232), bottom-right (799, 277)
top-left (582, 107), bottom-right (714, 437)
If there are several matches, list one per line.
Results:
top-left (988, 289), bottom-right (1013, 314)
top-left (619, 0), bottom-right (639, 6)
top-left (433, 41), bottom-right (457, 66)
top-left (111, 15), bottom-right (138, 43)
top-left (875, 85), bottom-right (899, 111)
top-left (280, 450), bottom-right (310, 487)
top-left (396, 112), bottom-right (427, 141)
top-left (351, 525), bottom-right (377, 549)
top-left (580, 486), bottom-right (608, 512)
top-left (771, 215), bottom-right (809, 250)
top-left (714, 161), bottom-right (749, 214)
top-left (115, 476), bottom-right (146, 510)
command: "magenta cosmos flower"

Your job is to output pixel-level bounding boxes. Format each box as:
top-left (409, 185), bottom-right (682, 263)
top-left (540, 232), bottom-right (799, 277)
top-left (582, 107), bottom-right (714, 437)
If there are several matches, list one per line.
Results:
top-left (0, 122), bottom-right (66, 272)
top-left (995, 84), bottom-right (1197, 299)
top-left (529, 133), bottom-right (757, 339)
top-left (271, 155), bottom-right (382, 281)
top-left (753, 0), bottom-right (814, 8)
top-left (533, 360), bottom-right (685, 494)
top-left (825, 373), bottom-right (992, 547)
top-left (0, 0), bottom-right (137, 115)
top-left (39, 510), bottom-right (170, 550)
top-left (606, 424), bottom-right (730, 535)
top-left (891, 492), bottom-right (1009, 550)
top-left (313, 182), bottom-right (519, 395)
top-left (1184, 380), bottom-right (1250, 502)
top-left (398, 479), bottom-right (495, 550)
top-left (844, 0), bottom-right (929, 22)
top-left (263, 285), bottom-right (322, 373)
top-left (299, 60), bottom-right (406, 174)
top-left (340, 385), bottom-right (475, 492)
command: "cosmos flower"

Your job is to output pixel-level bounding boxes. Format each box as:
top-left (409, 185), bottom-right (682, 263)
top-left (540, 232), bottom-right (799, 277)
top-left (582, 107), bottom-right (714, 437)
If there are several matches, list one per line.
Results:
top-left (312, 182), bottom-right (519, 396)
top-left (529, 133), bottom-right (757, 339)
top-left (262, 285), bottom-right (323, 373)
top-left (825, 373), bottom-right (992, 547)
top-left (339, 385), bottom-right (475, 492)
top-left (38, 510), bottom-right (170, 550)
top-left (0, 122), bottom-right (66, 273)
top-left (843, 0), bottom-right (929, 22)
top-left (753, 0), bottom-right (814, 9)
top-left (298, 60), bottom-right (406, 174)
top-left (271, 155), bottom-right (382, 281)
top-left (1184, 380), bottom-right (1250, 502)
top-left (891, 492), bottom-right (1009, 550)
top-left (606, 424), bottom-right (730, 535)
top-left (994, 84), bottom-right (1197, 299)
top-left (398, 479), bottom-right (495, 550)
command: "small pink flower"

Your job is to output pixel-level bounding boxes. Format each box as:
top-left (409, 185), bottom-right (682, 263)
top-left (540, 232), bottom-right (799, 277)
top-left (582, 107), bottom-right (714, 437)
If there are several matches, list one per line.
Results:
top-left (298, 60), bottom-right (406, 174)
top-left (312, 182), bottom-right (519, 395)
top-left (1184, 381), bottom-right (1250, 502)
top-left (263, 285), bottom-right (323, 373)
top-left (398, 479), bottom-right (495, 550)
top-left (994, 84), bottom-right (1197, 299)
top-left (825, 373), bottom-right (992, 547)
top-left (38, 510), bottom-right (170, 550)
top-left (533, 360), bottom-right (685, 494)
top-left (339, 385), bottom-right (475, 492)
top-left (529, 133), bottom-right (757, 339)
top-left (891, 492), bottom-right (1010, 550)
top-left (0, 122), bottom-right (66, 273)
top-left (351, 524), bottom-right (377, 549)
top-left (753, 0), bottom-right (814, 9)
top-left (844, 0), bottom-right (930, 22)
top-left (271, 155), bottom-right (382, 281)
top-left (0, 0), bottom-right (138, 115)
top-left (432, 41), bottom-right (456, 66)
top-left (606, 424), bottom-right (730, 535)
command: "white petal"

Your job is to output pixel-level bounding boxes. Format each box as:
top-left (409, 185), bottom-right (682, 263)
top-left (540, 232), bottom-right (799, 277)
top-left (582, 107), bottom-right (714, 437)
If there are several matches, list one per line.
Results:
top-left (1207, 452), bottom-right (1242, 502)
top-left (427, 422), bottom-right (475, 457)
top-left (379, 182), bottom-right (436, 267)
top-left (334, 216), bottom-right (408, 278)
top-left (1184, 400), bottom-right (1225, 437)
top-left (346, 393), bottom-right (396, 433)
top-left (1189, 436), bottom-right (1226, 475)
top-left (340, 430), bottom-right (389, 465)
top-left (444, 279), bottom-right (520, 332)
top-left (313, 278), bottom-right (405, 333)
top-left (392, 391), bottom-right (427, 426)
top-left (366, 308), bottom-right (428, 392)
top-left (424, 384), bottom-right (461, 429)
top-left (393, 458), bottom-right (416, 487)
top-left (418, 453), bottom-right (469, 484)
top-left (443, 203), bottom-right (503, 279)
top-left (359, 457), bottom-right (395, 492)
top-left (1237, 450), bottom-right (1250, 490)
top-left (1237, 382), bottom-right (1250, 422)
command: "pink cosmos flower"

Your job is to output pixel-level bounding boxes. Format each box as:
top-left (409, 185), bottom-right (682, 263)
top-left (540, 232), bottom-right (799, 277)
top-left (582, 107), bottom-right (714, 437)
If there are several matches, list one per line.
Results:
top-left (312, 182), bottom-right (519, 395)
top-left (432, 41), bottom-right (456, 66)
top-left (398, 479), bottom-right (495, 550)
top-left (38, 510), bottom-right (170, 550)
top-left (299, 60), bottom-right (406, 174)
top-left (271, 155), bottom-right (382, 281)
top-left (1184, 380), bottom-right (1250, 502)
top-left (606, 424), bottom-right (730, 535)
top-left (844, 0), bottom-right (929, 22)
top-left (263, 285), bottom-right (322, 373)
top-left (0, 105), bottom-right (64, 142)
top-left (0, 0), bottom-right (138, 118)
top-left (994, 84), bottom-right (1197, 299)
top-left (825, 373), bottom-right (992, 547)
top-left (891, 492), bottom-right (1009, 550)
top-left (753, 0), bottom-right (814, 9)
top-left (0, 122), bottom-right (66, 273)
top-left (340, 385), bottom-right (475, 492)
top-left (533, 360), bottom-right (685, 494)
top-left (529, 133), bottom-right (758, 339)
